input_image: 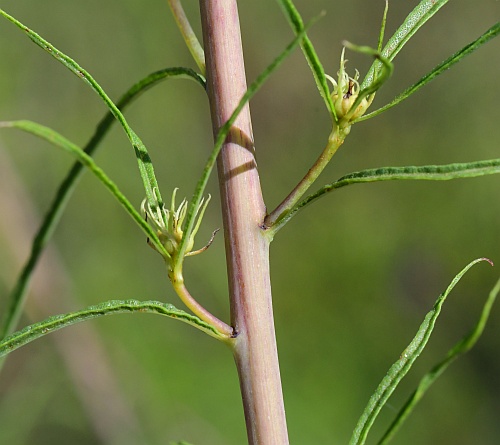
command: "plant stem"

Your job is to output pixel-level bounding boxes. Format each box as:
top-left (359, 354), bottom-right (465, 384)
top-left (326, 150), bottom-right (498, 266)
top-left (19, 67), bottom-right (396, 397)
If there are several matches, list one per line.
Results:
top-left (170, 272), bottom-right (233, 339)
top-left (265, 126), bottom-right (347, 230)
top-left (199, 1), bottom-right (289, 443)
top-left (167, 0), bottom-right (206, 74)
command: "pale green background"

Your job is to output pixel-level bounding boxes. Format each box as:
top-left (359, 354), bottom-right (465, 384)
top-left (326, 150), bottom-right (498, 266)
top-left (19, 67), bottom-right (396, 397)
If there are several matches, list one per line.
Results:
top-left (0, 0), bottom-right (499, 444)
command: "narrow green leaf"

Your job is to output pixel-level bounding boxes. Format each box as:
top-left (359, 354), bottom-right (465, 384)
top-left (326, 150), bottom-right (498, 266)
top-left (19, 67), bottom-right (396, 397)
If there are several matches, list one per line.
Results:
top-left (273, 159), bottom-right (500, 233)
top-left (378, 276), bottom-right (500, 444)
top-left (349, 258), bottom-right (493, 445)
top-left (0, 9), bottom-right (164, 213)
top-left (358, 23), bottom-right (500, 122)
top-left (175, 19), bottom-right (316, 267)
top-left (276, 0), bottom-right (336, 121)
top-left (0, 300), bottom-right (225, 358)
top-left (118, 67), bottom-right (206, 99)
top-left (0, 120), bottom-right (168, 258)
top-left (377, 0), bottom-right (389, 53)
top-left (167, 0), bottom-right (206, 74)
top-left (361, 0), bottom-right (449, 90)
top-left (0, 68), bottom-right (204, 342)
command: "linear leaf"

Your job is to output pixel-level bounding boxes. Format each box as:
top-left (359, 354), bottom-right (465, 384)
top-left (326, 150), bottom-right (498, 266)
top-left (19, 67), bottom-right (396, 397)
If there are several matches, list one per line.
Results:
top-left (378, 276), bottom-right (500, 444)
top-left (0, 9), bottom-right (165, 213)
top-left (175, 19), bottom-right (315, 267)
top-left (0, 68), bottom-right (204, 342)
top-left (358, 22), bottom-right (500, 122)
top-left (273, 159), bottom-right (500, 233)
top-left (276, 0), bottom-right (336, 121)
top-left (0, 120), bottom-right (168, 258)
top-left (361, 0), bottom-right (449, 90)
top-left (377, 0), bottom-right (389, 53)
top-left (349, 258), bottom-right (493, 445)
top-left (117, 67), bottom-right (205, 101)
top-left (0, 300), bottom-right (225, 359)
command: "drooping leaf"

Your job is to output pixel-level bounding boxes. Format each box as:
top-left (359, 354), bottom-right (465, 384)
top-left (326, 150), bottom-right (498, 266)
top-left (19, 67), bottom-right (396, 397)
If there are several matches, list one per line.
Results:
top-left (378, 276), bottom-right (500, 444)
top-left (349, 258), bottom-right (493, 445)
top-left (0, 300), bottom-right (225, 359)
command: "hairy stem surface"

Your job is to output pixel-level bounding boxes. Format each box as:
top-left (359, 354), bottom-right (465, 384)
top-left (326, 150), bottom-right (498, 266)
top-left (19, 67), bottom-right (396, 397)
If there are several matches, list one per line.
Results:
top-left (199, 1), bottom-right (289, 443)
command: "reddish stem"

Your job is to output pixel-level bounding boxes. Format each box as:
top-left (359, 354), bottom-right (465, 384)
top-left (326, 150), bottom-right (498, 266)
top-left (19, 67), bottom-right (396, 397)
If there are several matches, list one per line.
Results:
top-left (199, 1), bottom-right (289, 443)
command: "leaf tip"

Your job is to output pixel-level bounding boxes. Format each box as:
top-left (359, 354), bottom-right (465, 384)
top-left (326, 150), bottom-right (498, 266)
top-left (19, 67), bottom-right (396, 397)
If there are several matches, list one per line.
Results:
top-left (481, 257), bottom-right (494, 267)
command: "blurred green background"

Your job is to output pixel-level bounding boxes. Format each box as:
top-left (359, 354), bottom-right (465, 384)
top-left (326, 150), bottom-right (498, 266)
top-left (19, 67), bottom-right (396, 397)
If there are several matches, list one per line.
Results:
top-left (1, 0), bottom-right (499, 444)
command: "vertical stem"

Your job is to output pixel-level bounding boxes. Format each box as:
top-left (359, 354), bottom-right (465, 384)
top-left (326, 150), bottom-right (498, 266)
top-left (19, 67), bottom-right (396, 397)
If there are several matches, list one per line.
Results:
top-left (199, 1), bottom-right (289, 444)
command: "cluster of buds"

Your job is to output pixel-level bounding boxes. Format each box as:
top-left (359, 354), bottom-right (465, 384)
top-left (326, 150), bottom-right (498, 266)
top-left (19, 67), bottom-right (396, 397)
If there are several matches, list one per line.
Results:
top-left (327, 48), bottom-right (372, 124)
top-left (141, 188), bottom-right (215, 265)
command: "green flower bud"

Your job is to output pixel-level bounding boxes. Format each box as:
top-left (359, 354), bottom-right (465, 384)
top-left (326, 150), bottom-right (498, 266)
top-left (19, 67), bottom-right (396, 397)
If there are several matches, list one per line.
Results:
top-left (141, 188), bottom-right (212, 264)
top-left (327, 48), bottom-right (371, 122)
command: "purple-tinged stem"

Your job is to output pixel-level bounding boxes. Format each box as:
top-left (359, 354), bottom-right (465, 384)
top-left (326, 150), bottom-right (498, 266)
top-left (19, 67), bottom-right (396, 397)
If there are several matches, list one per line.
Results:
top-left (199, 1), bottom-right (289, 443)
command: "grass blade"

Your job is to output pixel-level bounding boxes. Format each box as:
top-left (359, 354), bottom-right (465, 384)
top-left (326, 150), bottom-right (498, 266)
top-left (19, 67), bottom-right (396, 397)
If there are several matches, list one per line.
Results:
top-left (0, 69), bottom-right (204, 342)
top-left (0, 120), bottom-right (168, 256)
top-left (378, 276), bottom-right (500, 444)
top-left (174, 19), bottom-right (315, 269)
top-left (276, 0), bottom-right (336, 121)
top-left (273, 158), bottom-right (500, 233)
top-left (358, 23), bottom-right (500, 122)
top-left (0, 299), bottom-right (225, 359)
top-left (0, 9), bottom-right (165, 212)
top-left (361, 0), bottom-right (449, 90)
top-left (349, 258), bottom-right (493, 445)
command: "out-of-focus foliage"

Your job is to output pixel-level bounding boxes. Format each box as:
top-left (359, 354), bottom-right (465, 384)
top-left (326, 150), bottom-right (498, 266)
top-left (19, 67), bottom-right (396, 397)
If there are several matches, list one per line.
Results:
top-left (0, 1), bottom-right (499, 444)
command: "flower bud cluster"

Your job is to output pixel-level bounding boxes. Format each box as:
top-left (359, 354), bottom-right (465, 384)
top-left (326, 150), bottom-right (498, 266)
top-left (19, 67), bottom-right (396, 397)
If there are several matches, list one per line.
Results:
top-left (141, 188), bottom-right (211, 263)
top-left (327, 48), bottom-right (371, 122)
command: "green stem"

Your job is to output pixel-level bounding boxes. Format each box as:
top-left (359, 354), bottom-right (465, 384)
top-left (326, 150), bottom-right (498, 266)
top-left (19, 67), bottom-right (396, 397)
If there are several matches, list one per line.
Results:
top-left (167, 0), bottom-right (206, 74)
top-left (264, 126), bottom-right (347, 231)
top-left (169, 271), bottom-right (233, 340)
